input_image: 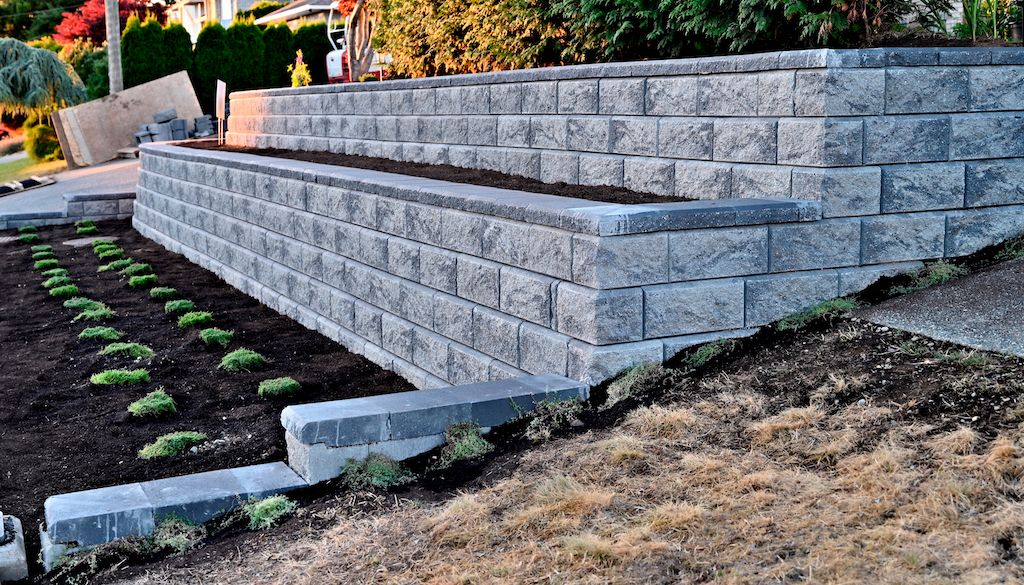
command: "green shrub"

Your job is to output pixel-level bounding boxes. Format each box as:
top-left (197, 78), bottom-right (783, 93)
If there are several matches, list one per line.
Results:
top-left (49, 284), bottom-right (80, 298)
top-left (199, 327), bottom-right (234, 347)
top-left (74, 306), bottom-right (116, 321)
top-left (98, 259), bottom-right (133, 272)
top-left (242, 495), bottom-right (297, 530)
top-left (128, 274), bottom-right (158, 288)
top-left (122, 16), bottom-right (167, 88)
top-left (164, 299), bottom-right (196, 314)
top-left (96, 248), bottom-right (125, 261)
top-left (63, 297), bottom-right (105, 311)
top-left (19, 233), bottom-right (40, 244)
top-left (257, 376), bottom-right (299, 397)
top-left (41, 268), bottom-right (68, 278)
top-left (34, 258), bottom-right (59, 270)
top-left (342, 454), bottom-right (415, 490)
top-left (24, 115), bottom-right (61, 162)
top-left (74, 219), bottom-right (95, 228)
top-left (138, 431), bottom-right (207, 459)
top-left (42, 275), bottom-right (73, 289)
top-left (777, 298), bottom-right (865, 332)
top-left (891, 261), bottom-right (967, 295)
top-left (178, 311), bottom-right (213, 328)
top-left (219, 348), bottom-right (266, 372)
top-left (32, 250), bottom-right (56, 261)
top-left (99, 342), bottom-right (155, 359)
top-left (31, 244), bottom-right (53, 253)
top-left (128, 389), bottom-right (177, 417)
top-left (90, 368), bottom-right (150, 385)
top-left (17, 225), bottom-right (37, 233)
top-left (224, 19), bottom-right (265, 91)
top-left (121, 262), bottom-right (153, 277)
top-left (76, 225), bottom-right (99, 235)
top-left (434, 422), bottom-right (494, 469)
top-left (163, 23), bottom-right (194, 76)
top-left (524, 399), bottom-right (585, 443)
top-left (79, 326), bottom-right (124, 341)
top-left (292, 22), bottom-right (330, 84)
top-left (150, 287), bottom-right (178, 301)
top-left (262, 23), bottom-right (294, 88)
top-left (191, 23), bottom-right (229, 113)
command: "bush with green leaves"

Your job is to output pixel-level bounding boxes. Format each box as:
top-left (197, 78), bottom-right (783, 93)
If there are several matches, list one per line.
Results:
top-left (342, 454), bottom-right (415, 490)
top-left (99, 342), bottom-right (155, 359)
top-left (257, 376), bottom-right (300, 397)
top-left (18, 233), bottom-right (40, 244)
top-left (99, 259), bottom-right (133, 273)
top-left (42, 275), bottom-right (73, 289)
top-left (242, 495), bottom-right (297, 530)
top-left (91, 368), bottom-right (150, 385)
top-left (128, 389), bottom-right (177, 417)
top-left (164, 299), bottom-right (196, 314)
top-left (41, 267), bottom-right (68, 278)
top-left (434, 422), bottom-right (494, 469)
top-left (224, 19), bottom-right (265, 91)
top-left (199, 327), bottom-right (234, 347)
top-left (49, 284), bottom-right (80, 298)
top-left (128, 274), bottom-right (158, 288)
top-left (63, 297), bottom-right (105, 311)
top-left (178, 311), bottom-right (213, 328)
top-left (138, 431), bottom-right (207, 459)
top-left (292, 22), bottom-right (331, 84)
top-left (121, 262), bottom-right (153, 277)
top-left (34, 258), bottom-right (59, 270)
top-left (220, 348), bottom-right (266, 372)
top-left (79, 326), bottom-right (124, 341)
top-left (150, 287), bottom-right (178, 301)
top-left (74, 306), bottom-right (116, 321)
top-left (261, 23), bottom-right (294, 88)
top-left (191, 23), bottom-right (229, 113)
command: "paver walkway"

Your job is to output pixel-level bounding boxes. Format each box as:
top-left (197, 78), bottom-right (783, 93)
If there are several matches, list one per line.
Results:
top-left (858, 258), bottom-right (1024, 357)
top-left (0, 159), bottom-right (138, 219)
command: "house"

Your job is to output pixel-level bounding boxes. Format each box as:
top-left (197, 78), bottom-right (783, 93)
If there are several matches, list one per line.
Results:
top-left (168, 0), bottom-right (262, 42)
top-left (253, 0), bottom-right (333, 28)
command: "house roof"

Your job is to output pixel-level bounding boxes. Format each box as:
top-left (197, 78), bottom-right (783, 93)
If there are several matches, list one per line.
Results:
top-left (254, 0), bottom-right (333, 24)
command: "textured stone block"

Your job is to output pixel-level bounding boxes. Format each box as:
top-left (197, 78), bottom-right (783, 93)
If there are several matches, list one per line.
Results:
top-left (523, 81), bottom-right (557, 114)
top-left (745, 271), bottom-right (839, 327)
top-left (965, 160), bottom-right (1024, 207)
top-left (572, 233), bottom-right (668, 288)
top-left (433, 292), bottom-right (475, 346)
top-left (969, 66), bottom-right (1024, 110)
top-left (658, 118), bottom-right (713, 160)
top-left (599, 78), bottom-right (645, 115)
top-left (567, 117), bottom-right (610, 153)
top-left (864, 116), bottom-right (950, 165)
top-left (558, 80), bottom-right (599, 114)
top-left (880, 163), bottom-right (965, 212)
top-left (497, 116), bottom-right (530, 147)
top-left (862, 212), bottom-right (946, 263)
top-left (885, 67), bottom-right (969, 114)
top-left (777, 119), bottom-right (863, 166)
top-left (448, 344), bottom-right (493, 385)
top-left (949, 113), bottom-right (1024, 160)
top-left (519, 323), bottom-right (571, 376)
top-left (731, 164), bottom-right (791, 198)
top-left (473, 306), bottom-right (521, 365)
top-left (540, 151), bottom-right (580, 185)
top-left (567, 339), bottom-right (663, 385)
top-left (579, 154), bottom-right (624, 187)
top-left (462, 86), bottom-right (490, 115)
top-left (387, 237), bottom-right (420, 281)
top-left (770, 219), bottom-right (861, 272)
top-left (490, 84), bottom-right (523, 114)
top-left (413, 327), bottom-right (450, 378)
top-left (698, 74), bottom-right (757, 116)
top-left (499, 267), bottom-right (554, 326)
top-left (643, 279), bottom-right (745, 338)
top-left (623, 157), bottom-right (675, 196)
top-left (441, 210), bottom-right (483, 255)
top-left (945, 206), bottom-right (1024, 256)
top-left (757, 70), bottom-right (795, 116)
top-left (675, 161), bottom-right (732, 199)
top-left (610, 117), bottom-right (658, 156)
top-left (555, 284), bottom-right (642, 344)
top-left (467, 116), bottom-right (497, 146)
top-left (669, 226), bottom-right (768, 281)
top-left (457, 255), bottom-right (500, 308)
top-left (792, 167), bottom-right (881, 217)
top-left (794, 69), bottom-right (885, 116)
top-left (524, 225), bottom-right (574, 280)
top-left (381, 313), bottom-right (415, 360)
top-left (420, 245), bottom-right (457, 293)
top-left (645, 77), bottom-right (698, 116)
top-left (45, 483), bottom-right (155, 547)
top-left (713, 119), bottom-right (777, 164)
top-left (530, 116), bottom-right (568, 149)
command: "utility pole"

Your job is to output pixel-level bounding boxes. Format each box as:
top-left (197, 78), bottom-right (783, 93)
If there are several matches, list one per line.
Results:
top-left (104, 0), bottom-right (123, 93)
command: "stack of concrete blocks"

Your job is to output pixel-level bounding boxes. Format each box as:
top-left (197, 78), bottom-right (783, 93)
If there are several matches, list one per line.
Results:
top-left (0, 512), bottom-right (28, 583)
top-left (194, 115), bottom-right (215, 138)
top-left (134, 110), bottom-right (195, 144)
top-left (134, 48), bottom-right (1024, 387)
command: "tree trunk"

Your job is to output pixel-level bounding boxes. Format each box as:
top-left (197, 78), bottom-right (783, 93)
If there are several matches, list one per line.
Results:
top-left (345, 0), bottom-right (379, 81)
top-left (105, 0), bottom-right (123, 93)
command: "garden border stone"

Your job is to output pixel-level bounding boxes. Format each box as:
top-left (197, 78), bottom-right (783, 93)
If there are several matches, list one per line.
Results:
top-left (0, 514), bottom-right (28, 583)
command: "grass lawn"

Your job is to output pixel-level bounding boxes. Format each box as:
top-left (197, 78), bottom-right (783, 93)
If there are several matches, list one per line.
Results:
top-left (0, 157), bottom-right (65, 183)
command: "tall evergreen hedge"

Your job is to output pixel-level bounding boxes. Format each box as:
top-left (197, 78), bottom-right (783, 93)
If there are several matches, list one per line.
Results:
top-left (121, 15), bottom-right (166, 88)
top-left (190, 22), bottom-right (230, 113)
top-left (293, 22), bottom-right (331, 85)
top-left (224, 19), bottom-right (264, 91)
top-left (261, 24), bottom-right (294, 89)
top-left (163, 23), bottom-right (194, 76)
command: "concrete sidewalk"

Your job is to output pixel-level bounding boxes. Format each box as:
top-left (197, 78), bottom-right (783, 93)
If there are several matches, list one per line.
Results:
top-left (858, 258), bottom-right (1024, 357)
top-left (0, 159), bottom-right (138, 228)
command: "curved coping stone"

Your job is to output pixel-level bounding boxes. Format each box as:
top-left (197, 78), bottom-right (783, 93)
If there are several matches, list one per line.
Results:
top-left (142, 143), bottom-right (821, 236)
top-left (43, 462), bottom-right (306, 550)
top-left (63, 190), bottom-right (136, 202)
top-left (282, 373), bottom-right (590, 448)
top-left (230, 48), bottom-right (1024, 99)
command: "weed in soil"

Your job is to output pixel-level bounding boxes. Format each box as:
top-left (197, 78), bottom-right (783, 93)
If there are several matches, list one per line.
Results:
top-left (74, 306), bottom-right (116, 321)
top-left (434, 423), bottom-right (494, 469)
top-left (42, 275), bottom-right (73, 289)
top-left (34, 258), bottom-right (59, 270)
top-left (63, 297), bottom-right (106, 311)
top-left (122, 262), bottom-right (153, 277)
top-left (164, 299), bottom-right (196, 314)
top-left (18, 233), bottom-right (40, 244)
top-left (683, 338), bottom-right (737, 370)
top-left (257, 376), bottom-right (300, 398)
top-left (99, 259), bottom-right (133, 272)
top-left (17, 225), bottom-right (37, 233)
top-left (891, 260), bottom-right (967, 295)
top-left (49, 284), bottom-right (80, 299)
top-left (342, 454), bottom-right (416, 490)
top-left (41, 267), bottom-right (68, 278)
top-left (30, 244), bottom-right (52, 253)
top-left (243, 496), bottom-right (298, 530)
top-left (604, 363), bottom-right (670, 408)
top-left (933, 350), bottom-right (989, 367)
top-left (90, 368), bottom-right (150, 385)
top-left (79, 326), bottom-right (124, 341)
top-left (99, 342), bottom-right (155, 359)
top-left (220, 348), bottom-right (267, 372)
top-left (995, 237), bottom-right (1024, 261)
top-left (777, 298), bottom-right (865, 332)
top-left (76, 225), bottom-right (99, 235)
top-left (138, 431), bottom-right (207, 460)
top-left (178, 311), bottom-right (213, 328)
top-left (128, 389), bottom-right (177, 417)
top-left (150, 517), bottom-right (204, 554)
top-left (31, 250), bottom-right (56, 261)
top-left (97, 248), bottom-right (126, 261)
top-left (524, 399), bottom-right (585, 443)
top-left (150, 287), bottom-right (178, 301)
top-left (128, 274), bottom-right (158, 288)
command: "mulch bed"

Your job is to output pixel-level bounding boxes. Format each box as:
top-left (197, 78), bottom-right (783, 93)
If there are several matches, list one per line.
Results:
top-left (0, 220), bottom-right (413, 567)
top-left (186, 141), bottom-right (690, 205)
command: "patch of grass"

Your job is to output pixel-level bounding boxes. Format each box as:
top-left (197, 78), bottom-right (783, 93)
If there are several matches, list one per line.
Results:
top-left (90, 368), bottom-right (150, 385)
top-left (342, 454), bottom-right (416, 490)
top-left (40, 267), bottom-right (68, 278)
top-left (604, 363), bottom-right (670, 408)
top-left (96, 248), bottom-right (125, 260)
top-left (76, 225), bottom-right (99, 235)
top-left (200, 327), bottom-right (234, 348)
top-left (79, 326), bottom-right (124, 341)
top-left (42, 275), bottom-right (73, 289)
top-left (933, 350), bottom-right (989, 368)
top-left (891, 261), bottom-right (967, 295)
top-left (178, 311), bottom-right (213, 328)
top-left (74, 219), bottom-right (95, 228)
top-left (434, 422), bottom-right (494, 469)
top-left (524, 399), bottom-right (585, 443)
top-left (150, 287), bottom-right (178, 301)
top-left (777, 298), bottom-right (865, 332)
top-left (121, 262), bottom-right (153, 277)
top-left (99, 342), bottom-right (155, 359)
top-left (17, 233), bottom-right (39, 244)
top-left (164, 299), bottom-right (196, 314)
top-left (98, 258), bottom-right (133, 272)
top-left (92, 243), bottom-right (119, 254)
top-left (17, 225), bottom-right (37, 233)
top-left (74, 306), bottom-right (116, 321)
top-left (128, 389), bottom-right (177, 417)
top-left (49, 284), bottom-right (80, 299)
top-left (219, 348), bottom-right (267, 372)
top-left (63, 297), bottom-right (105, 311)
top-left (34, 258), bottom-right (59, 270)
top-left (257, 376), bottom-right (300, 398)
top-left (242, 496), bottom-right (298, 530)
top-left (31, 250), bottom-right (56, 261)
top-left (138, 431), bottom-right (207, 460)
top-left (150, 516), bottom-right (204, 554)
top-left (128, 274), bottom-right (158, 288)
top-left (30, 244), bottom-right (52, 253)
top-left (684, 339), bottom-right (738, 370)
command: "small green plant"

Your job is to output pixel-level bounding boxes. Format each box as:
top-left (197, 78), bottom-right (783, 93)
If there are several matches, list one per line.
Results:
top-left (30, 244), bottom-right (52, 253)
top-left (149, 516), bottom-right (203, 554)
top-left (777, 298), bottom-right (865, 332)
top-left (199, 327), bottom-right (234, 347)
top-left (17, 233), bottom-right (40, 244)
top-left (42, 275), bottom-right (73, 289)
top-left (434, 422), bottom-right (494, 469)
top-left (138, 431), bottom-right (207, 459)
top-left (257, 376), bottom-right (300, 397)
top-left (996, 238), bottom-right (1024, 261)
top-left (603, 362), bottom-right (669, 408)
top-left (242, 495), bottom-right (298, 530)
top-left (685, 339), bottom-right (737, 370)
top-left (121, 262), bottom-right (153, 277)
top-left (34, 258), bottom-right (59, 270)
top-left (96, 248), bottom-right (125, 261)
top-left (92, 243), bottom-right (119, 254)
top-left (49, 284), bottom-right (80, 299)
top-left (90, 368), bottom-right (150, 385)
top-left (164, 299), bottom-right (196, 314)
top-left (77, 225), bottom-right (99, 235)
top-left (63, 297), bottom-right (105, 311)
top-left (74, 219), bottom-right (95, 228)
top-left (31, 250), bottom-right (56, 261)
top-left (79, 326), bottom-right (124, 341)
top-left (40, 267), bottom-right (69, 278)
top-left (524, 399), bottom-right (585, 443)
top-left (220, 348), bottom-right (266, 372)
top-left (17, 225), bottom-right (37, 233)
top-left (150, 287), bottom-right (178, 301)
top-left (90, 239), bottom-right (114, 248)
top-left (74, 306), bottom-right (116, 321)
top-left (128, 274), bottom-right (158, 288)
top-left (933, 350), bottom-right (989, 368)
top-left (98, 258), bottom-right (133, 272)
top-left (890, 261), bottom-right (967, 295)
top-left (178, 311), bottom-right (214, 328)
top-left (128, 389), bottom-right (177, 417)
top-left (99, 342), bottom-right (155, 359)
top-left (341, 454), bottom-right (415, 490)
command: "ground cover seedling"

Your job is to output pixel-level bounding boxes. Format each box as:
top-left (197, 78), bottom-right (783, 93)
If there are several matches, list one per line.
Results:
top-left (90, 368), bottom-right (150, 385)
top-left (31, 250), bottom-right (56, 261)
top-left (98, 258), bottom-right (133, 272)
top-left (74, 219), bottom-right (95, 228)
top-left (49, 284), bottom-right (80, 299)
top-left (524, 399), bottom-right (585, 443)
top-left (220, 348), bottom-right (266, 372)
top-left (891, 261), bottom-right (967, 295)
top-left (74, 306), bottom-right (116, 321)
top-left (243, 496), bottom-right (298, 530)
top-left (178, 311), bottom-right (213, 328)
top-left (63, 297), bottom-right (106, 311)
top-left (138, 431), bottom-right (207, 460)
top-left (257, 376), bottom-right (300, 398)
top-left (128, 389), bottom-right (177, 417)
top-left (17, 225), bottom-right (37, 233)
top-left (92, 244), bottom-right (119, 254)
top-left (149, 517), bottom-right (204, 554)
top-left (199, 327), bottom-right (234, 347)
top-left (34, 259), bottom-right (59, 270)
top-left (933, 350), bottom-right (989, 367)
top-left (90, 239), bottom-right (114, 248)
top-left (42, 275), bottom-right (73, 289)
top-left (777, 298), bottom-right (865, 332)
top-left (79, 326), bottom-right (124, 341)
top-left (684, 339), bottom-right (738, 370)
top-left (164, 299), bottom-right (196, 314)
top-left (97, 248), bottom-right (125, 261)
top-left (342, 454), bottom-right (415, 490)
top-left (434, 423), bottom-right (494, 469)
top-left (41, 267), bottom-right (68, 278)
top-left (30, 244), bottom-right (52, 253)
top-left (996, 237), bottom-right (1024, 261)
top-left (121, 262), bottom-right (153, 277)
top-left (17, 233), bottom-right (39, 244)
top-left (99, 342), bottom-right (155, 359)
top-left (150, 287), bottom-right (178, 301)
top-left (128, 274), bottom-right (158, 288)
top-left (603, 363), bottom-right (671, 408)
top-left (77, 225), bottom-right (99, 235)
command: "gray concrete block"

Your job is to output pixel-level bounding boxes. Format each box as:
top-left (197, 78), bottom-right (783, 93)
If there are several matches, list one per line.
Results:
top-left (45, 483), bottom-right (155, 547)
top-left (698, 74), bottom-right (758, 116)
top-left (945, 205), bottom-right (1024, 256)
top-left (499, 266), bottom-right (554, 325)
top-left (731, 164), bottom-right (791, 198)
top-left (645, 77), bottom-right (698, 116)
top-left (757, 70), bottom-right (795, 116)
top-left (0, 515), bottom-right (28, 582)
top-left (467, 116), bottom-right (497, 146)
top-left (433, 292), bottom-right (475, 346)
top-left (353, 301), bottom-right (383, 345)
top-left (406, 203), bottom-right (443, 246)
top-left (599, 78), bottom-right (645, 115)
top-left (387, 238), bottom-right (420, 281)
top-left (381, 313), bottom-right (415, 360)
top-left (969, 66), bottom-right (1024, 110)
top-left (506, 149), bottom-right (542, 180)
top-left (572, 233), bottom-right (668, 288)
top-left (669, 226), bottom-right (768, 281)
top-left (881, 163), bottom-right (965, 212)
top-left (794, 69), bottom-right (885, 116)
top-left (558, 80), bottom-right (598, 114)
top-left (530, 117), bottom-right (568, 150)
top-left (965, 160), bottom-right (1024, 207)
top-left (420, 245), bottom-right (457, 293)
top-left (523, 81), bottom-right (557, 114)
top-left (770, 219), bottom-right (861, 272)
top-left (472, 306), bottom-right (521, 365)
top-left (950, 112), bottom-right (1024, 160)
top-left (610, 117), bottom-right (658, 156)
top-left (567, 339), bottom-right (663, 385)
top-left (862, 212), bottom-right (946, 263)
top-left (864, 115), bottom-right (950, 164)
top-left (461, 86), bottom-right (490, 115)
top-left (497, 116), bottom-right (530, 147)
top-left (519, 323), bottom-right (570, 376)
top-left (555, 283), bottom-right (642, 344)
top-left (885, 67), bottom-right (969, 114)
top-left (675, 161), bottom-right (732, 199)
top-left (658, 118), bottom-right (713, 160)
top-left (441, 210), bottom-right (483, 255)
top-left (579, 153), bottom-right (624, 187)
top-left (448, 344), bottom-right (494, 385)
top-left (713, 119), bottom-right (777, 164)
top-left (643, 279), bottom-right (745, 338)
top-left (490, 84), bottom-right (523, 114)
top-left (413, 327), bottom-right (451, 377)
top-left (524, 225), bottom-right (574, 280)
top-left (745, 271), bottom-right (839, 327)
top-left (777, 119), bottom-right (863, 166)
top-left (623, 157), bottom-right (675, 196)
top-left (540, 151), bottom-right (580, 185)
top-left (457, 255), bottom-right (500, 308)
top-left (567, 117), bottom-right (610, 153)
top-left (792, 167), bottom-right (881, 218)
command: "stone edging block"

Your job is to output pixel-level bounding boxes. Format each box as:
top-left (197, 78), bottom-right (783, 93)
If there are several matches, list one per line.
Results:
top-left (0, 514), bottom-right (28, 582)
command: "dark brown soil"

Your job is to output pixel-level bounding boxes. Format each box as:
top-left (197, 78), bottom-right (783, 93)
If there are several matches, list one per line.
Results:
top-left (186, 141), bottom-right (690, 205)
top-left (0, 220), bottom-right (413, 569)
